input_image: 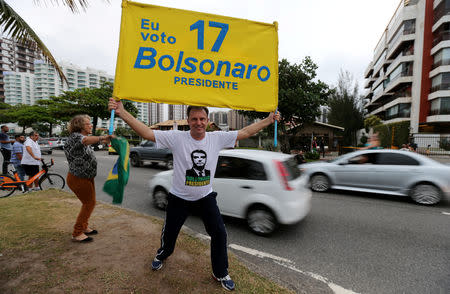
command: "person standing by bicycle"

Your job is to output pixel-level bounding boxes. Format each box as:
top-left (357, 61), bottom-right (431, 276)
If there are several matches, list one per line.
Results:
top-left (21, 131), bottom-right (41, 191)
top-left (64, 115), bottom-right (113, 243)
top-left (11, 135), bottom-right (26, 181)
top-left (0, 125), bottom-right (14, 174)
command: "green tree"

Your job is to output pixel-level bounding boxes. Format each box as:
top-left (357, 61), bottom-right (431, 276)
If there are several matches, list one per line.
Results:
top-left (0, 102), bottom-right (12, 123)
top-left (0, 1), bottom-right (94, 85)
top-left (56, 82), bottom-right (138, 134)
top-left (327, 70), bottom-right (364, 146)
top-left (364, 114), bottom-right (382, 132)
top-left (7, 104), bottom-right (55, 134)
top-left (240, 57), bottom-right (332, 153)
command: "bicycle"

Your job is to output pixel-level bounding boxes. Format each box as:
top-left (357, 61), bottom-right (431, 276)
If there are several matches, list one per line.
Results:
top-left (0, 159), bottom-right (65, 198)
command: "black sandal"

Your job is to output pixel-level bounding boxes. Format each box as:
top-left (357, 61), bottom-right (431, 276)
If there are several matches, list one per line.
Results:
top-left (84, 230), bottom-right (98, 235)
top-left (72, 236), bottom-right (93, 243)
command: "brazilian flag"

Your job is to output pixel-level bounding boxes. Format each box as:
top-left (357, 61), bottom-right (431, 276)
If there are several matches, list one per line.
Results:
top-left (103, 137), bottom-right (130, 204)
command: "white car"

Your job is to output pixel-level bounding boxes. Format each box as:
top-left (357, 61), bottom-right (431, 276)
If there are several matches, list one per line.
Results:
top-left (147, 149), bottom-right (312, 236)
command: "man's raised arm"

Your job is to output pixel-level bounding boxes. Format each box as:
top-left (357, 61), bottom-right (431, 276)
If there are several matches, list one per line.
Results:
top-left (108, 98), bottom-right (156, 142)
top-left (236, 112), bottom-right (280, 141)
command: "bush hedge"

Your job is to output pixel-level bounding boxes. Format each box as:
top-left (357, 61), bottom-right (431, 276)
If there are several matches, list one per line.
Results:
top-left (373, 121), bottom-right (410, 148)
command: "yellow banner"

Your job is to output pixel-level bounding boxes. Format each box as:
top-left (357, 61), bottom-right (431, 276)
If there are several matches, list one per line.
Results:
top-left (113, 1), bottom-right (278, 112)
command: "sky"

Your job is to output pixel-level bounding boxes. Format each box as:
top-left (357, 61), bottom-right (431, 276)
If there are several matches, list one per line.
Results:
top-left (10, 0), bottom-right (401, 95)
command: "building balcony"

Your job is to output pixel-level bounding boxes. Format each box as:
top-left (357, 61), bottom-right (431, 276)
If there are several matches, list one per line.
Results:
top-left (428, 89), bottom-right (450, 100)
top-left (364, 62), bottom-right (374, 79)
top-left (384, 72), bottom-right (413, 93)
top-left (364, 77), bottom-right (377, 89)
top-left (383, 116), bottom-right (411, 124)
top-left (433, 14), bottom-right (450, 33)
top-left (431, 58), bottom-right (450, 71)
top-left (432, 30), bottom-right (450, 48)
top-left (371, 88), bottom-right (393, 105)
top-left (426, 114), bottom-right (450, 123)
top-left (429, 64), bottom-right (450, 79)
top-left (430, 84), bottom-right (450, 93)
top-left (385, 55), bottom-right (414, 77)
top-left (386, 34), bottom-right (415, 60)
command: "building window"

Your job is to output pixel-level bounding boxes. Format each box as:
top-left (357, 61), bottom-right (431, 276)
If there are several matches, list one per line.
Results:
top-left (431, 72), bottom-right (450, 92)
top-left (373, 82), bottom-right (384, 98)
top-left (385, 103), bottom-right (411, 120)
top-left (433, 22), bottom-right (450, 47)
top-left (430, 97), bottom-right (450, 115)
top-left (434, 0), bottom-right (450, 25)
top-left (433, 48), bottom-right (450, 69)
top-left (389, 19), bottom-right (416, 46)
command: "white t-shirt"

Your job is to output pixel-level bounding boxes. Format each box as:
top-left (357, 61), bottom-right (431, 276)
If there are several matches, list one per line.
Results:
top-left (21, 137), bottom-right (41, 166)
top-left (155, 130), bottom-right (238, 201)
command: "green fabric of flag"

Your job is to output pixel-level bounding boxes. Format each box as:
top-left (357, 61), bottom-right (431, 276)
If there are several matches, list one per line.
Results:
top-left (103, 137), bottom-right (130, 204)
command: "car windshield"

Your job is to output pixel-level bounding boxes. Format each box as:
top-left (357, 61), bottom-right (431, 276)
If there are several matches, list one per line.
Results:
top-left (283, 157), bottom-right (302, 180)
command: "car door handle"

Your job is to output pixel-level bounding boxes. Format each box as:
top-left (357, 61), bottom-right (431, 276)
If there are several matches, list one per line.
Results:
top-left (240, 185), bottom-right (253, 189)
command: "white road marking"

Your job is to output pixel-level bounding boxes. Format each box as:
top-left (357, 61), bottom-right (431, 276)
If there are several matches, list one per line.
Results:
top-left (195, 233), bottom-right (358, 294)
top-left (273, 261), bottom-right (359, 294)
top-left (229, 243), bottom-right (292, 264)
top-left (442, 212), bottom-right (450, 216)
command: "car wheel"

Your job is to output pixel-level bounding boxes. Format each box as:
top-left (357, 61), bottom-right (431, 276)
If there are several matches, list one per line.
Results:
top-left (310, 174), bottom-right (330, 192)
top-left (165, 157), bottom-right (173, 169)
top-left (153, 188), bottom-right (168, 210)
top-left (130, 153), bottom-right (141, 167)
top-left (246, 206), bottom-right (277, 236)
top-left (410, 184), bottom-right (442, 205)
top-left (48, 151), bottom-right (52, 155)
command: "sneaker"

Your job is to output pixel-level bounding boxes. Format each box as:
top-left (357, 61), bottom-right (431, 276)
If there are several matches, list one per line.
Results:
top-left (212, 273), bottom-right (235, 291)
top-left (151, 257), bottom-right (163, 271)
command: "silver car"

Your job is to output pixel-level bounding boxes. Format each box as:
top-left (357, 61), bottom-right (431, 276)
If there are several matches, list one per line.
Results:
top-left (300, 149), bottom-right (450, 205)
top-left (37, 139), bottom-right (53, 155)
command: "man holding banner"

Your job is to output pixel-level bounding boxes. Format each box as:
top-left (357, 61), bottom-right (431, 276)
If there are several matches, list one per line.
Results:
top-left (109, 98), bottom-right (279, 291)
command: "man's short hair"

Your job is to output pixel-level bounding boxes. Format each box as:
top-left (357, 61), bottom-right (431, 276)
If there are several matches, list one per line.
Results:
top-left (1, 125), bottom-right (6, 130)
top-left (15, 134), bottom-right (21, 139)
top-left (29, 131), bottom-right (38, 137)
top-left (187, 106), bottom-right (209, 118)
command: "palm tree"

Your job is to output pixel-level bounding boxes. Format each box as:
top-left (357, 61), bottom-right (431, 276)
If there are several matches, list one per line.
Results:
top-left (0, 0), bottom-right (90, 84)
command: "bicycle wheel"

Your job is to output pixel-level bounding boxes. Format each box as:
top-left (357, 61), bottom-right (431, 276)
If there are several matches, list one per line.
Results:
top-left (39, 173), bottom-right (65, 190)
top-left (0, 174), bottom-right (16, 198)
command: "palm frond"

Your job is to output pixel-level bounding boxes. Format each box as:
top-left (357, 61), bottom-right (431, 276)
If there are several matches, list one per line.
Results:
top-left (33, 0), bottom-right (90, 13)
top-left (0, 0), bottom-right (68, 84)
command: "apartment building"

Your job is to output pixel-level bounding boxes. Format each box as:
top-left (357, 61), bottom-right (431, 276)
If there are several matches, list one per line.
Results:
top-left (209, 111), bottom-right (229, 130)
top-left (4, 58), bottom-right (150, 130)
top-left (148, 103), bottom-right (164, 125)
top-left (168, 104), bottom-right (187, 120)
top-left (0, 36), bottom-right (42, 102)
top-left (227, 109), bottom-right (255, 130)
top-left (4, 71), bottom-right (34, 105)
top-left (364, 0), bottom-right (450, 134)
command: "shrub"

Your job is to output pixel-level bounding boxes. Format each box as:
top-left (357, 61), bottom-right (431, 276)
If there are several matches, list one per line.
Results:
top-left (305, 151), bottom-right (320, 160)
top-left (360, 135), bottom-right (368, 145)
top-left (373, 121), bottom-right (410, 148)
top-left (439, 137), bottom-right (450, 151)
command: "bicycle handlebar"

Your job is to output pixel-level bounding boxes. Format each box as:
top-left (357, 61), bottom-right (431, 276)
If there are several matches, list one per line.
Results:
top-left (41, 158), bottom-right (55, 168)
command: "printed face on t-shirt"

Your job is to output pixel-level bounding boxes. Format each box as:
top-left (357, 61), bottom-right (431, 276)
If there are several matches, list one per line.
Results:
top-left (192, 151), bottom-right (206, 170)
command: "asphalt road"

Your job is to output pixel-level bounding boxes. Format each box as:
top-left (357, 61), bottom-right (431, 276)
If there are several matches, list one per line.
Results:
top-left (43, 150), bottom-right (450, 294)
